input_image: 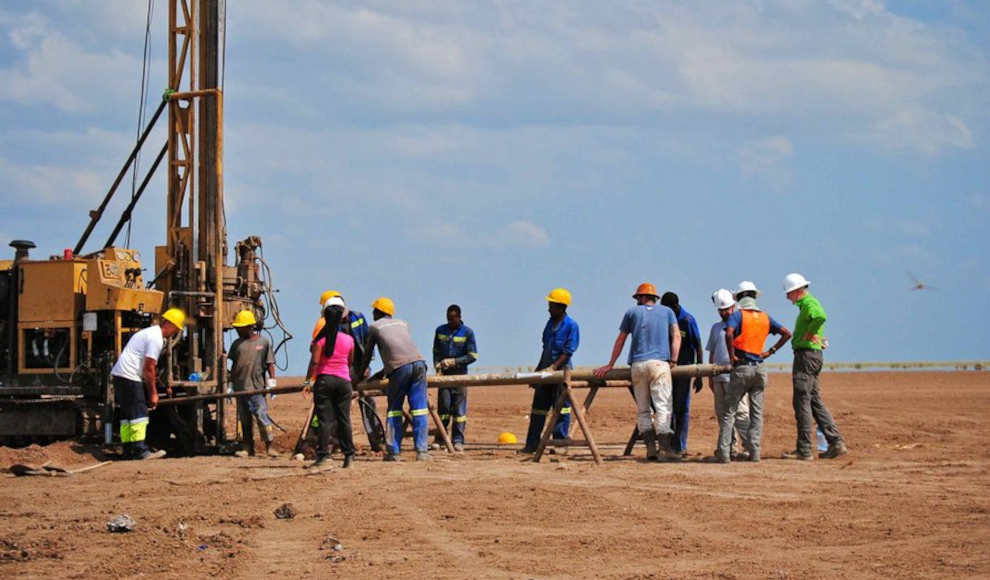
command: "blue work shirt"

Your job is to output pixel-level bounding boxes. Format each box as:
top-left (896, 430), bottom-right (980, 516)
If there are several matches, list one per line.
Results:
top-left (433, 323), bottom-right (478, 375)
top-left (726, 309), bottom-right (784, 363)
top-left (673, 307), bottom-right (702, 365)
top-left (541, 314), bottom-right (580, 369)
top-left (619, 304), bottom-right (677, 364)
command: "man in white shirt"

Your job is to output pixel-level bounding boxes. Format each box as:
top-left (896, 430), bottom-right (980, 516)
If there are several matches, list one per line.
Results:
top-left (706, 290), bottom-right (751, 460)
top-left (110, 308), bottom-right (185, 460)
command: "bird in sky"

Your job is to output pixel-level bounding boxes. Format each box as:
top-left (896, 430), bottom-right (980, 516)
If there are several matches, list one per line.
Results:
top-left (907, 271), bottom-right (936, 291)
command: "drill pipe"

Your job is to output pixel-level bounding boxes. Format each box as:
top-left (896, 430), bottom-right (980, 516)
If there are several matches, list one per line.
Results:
top-left (354, 364), bottom-right (729, 394)
top-left (157, 364), bottom-right (729, 405)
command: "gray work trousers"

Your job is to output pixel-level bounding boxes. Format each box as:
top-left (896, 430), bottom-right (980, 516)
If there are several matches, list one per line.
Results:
top-left (713, 381), bottom-right (750, 453)
top-left (792, 349), bottom-right (842, 455)
top-left (717, 364), bottom-right (767, 461)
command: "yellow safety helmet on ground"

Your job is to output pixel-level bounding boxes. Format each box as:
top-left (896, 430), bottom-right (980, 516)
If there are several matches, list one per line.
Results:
top-left (319, 289), bottom-right (342, 305)
top-left (545, 288), bottom-right (572, 306)
top-left (497, 432), bottom-right (518, 445)
top-left (162, 308), bottom-right (186, 331)
top-left (232, 310), bottom-right (257, 328)
top-left (372, 296), bottom-right (395, 316)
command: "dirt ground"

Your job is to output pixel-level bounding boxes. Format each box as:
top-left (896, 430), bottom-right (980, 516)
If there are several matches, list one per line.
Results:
top-left (2, 371), bottom-right (988, 579)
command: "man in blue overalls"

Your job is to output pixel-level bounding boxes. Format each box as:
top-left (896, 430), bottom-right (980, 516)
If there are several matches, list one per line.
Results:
top-left (432, 304), bottom-right (478, 452)
top-left (521, 288), bottom-right (580, 454)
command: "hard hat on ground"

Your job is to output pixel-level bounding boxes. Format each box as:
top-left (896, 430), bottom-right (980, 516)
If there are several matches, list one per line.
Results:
top-left (372, 296), bottom-right (395, 316)
top-left (734, 281), bottom-right (761, 299)
top-left (323, 296), bottom-right (346, 312)
top-left (232, 310), bottom-right (257, 328)
top-left (162, 308), bottom-right (186, 331)
top-left (546, 288), bottom-right (572, 306)
top-left (783, 273), bottom-right (810, 294)
top-left (497, 432), bottom-right (518, 445)
top-left (711, 289), bottom-right (735, 310)
top-left (319, 290), bottom-right (342, 305)
top-left (633, 283), bottom-right (659, 299)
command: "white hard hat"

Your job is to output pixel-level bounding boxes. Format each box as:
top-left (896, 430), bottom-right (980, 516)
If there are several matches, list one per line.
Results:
top-left (322, 296), bottom-right (345, 312)
top-left (783, 273), bottom-right (810, 293)
top-left (734, 280), bottom-right (761, 298)
top-left (711, 289), bottom-right (735, 310)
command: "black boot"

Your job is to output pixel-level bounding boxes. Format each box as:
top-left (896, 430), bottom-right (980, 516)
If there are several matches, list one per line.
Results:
top-left (642, 430), bottom-right (659, 462)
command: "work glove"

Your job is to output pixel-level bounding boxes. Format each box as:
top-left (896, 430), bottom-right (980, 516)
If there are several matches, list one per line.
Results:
top-left (267, 378), bottom-right (278, 399)
top-left (692, 376), bottom-right (703, 394)
top-left (440, 358), bottom-right (457, 370)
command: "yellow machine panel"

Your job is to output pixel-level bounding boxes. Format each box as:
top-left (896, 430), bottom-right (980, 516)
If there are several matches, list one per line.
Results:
top-left (85, 248), bottom-right (164, 313)
top-left (18, 260), bottom-right (87, 323)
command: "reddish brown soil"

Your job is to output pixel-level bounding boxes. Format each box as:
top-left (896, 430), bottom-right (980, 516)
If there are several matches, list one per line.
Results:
top-left (2, 371), bottom-right (988, 579)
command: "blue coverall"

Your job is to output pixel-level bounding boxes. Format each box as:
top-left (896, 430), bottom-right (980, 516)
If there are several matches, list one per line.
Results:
top-left (433, 323), bottom-right (478, 445)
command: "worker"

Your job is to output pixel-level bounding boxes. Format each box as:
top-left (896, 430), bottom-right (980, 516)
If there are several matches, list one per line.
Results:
top-left (706, 289), bottom-right (751, 460)
top-left (355, 297), bottom-right (431, 462)
top-left (110, 308), bottom-right (185, 460)
top-left (594, 283), bottom-right (681, 461)
top-left (520, 288), bottom-right (580, 454)
top-left (781, 273), bottom-right (847, 460)
top-left (311, 290), bottom-right (381, 451)
top-left (304, 296), bottom-right (356, 470)
top-left (432, 304), bottom-right (478, 452)
top-left (659, 292), bottom-right (704, 456)
top-left (712, 281), bottom-right (791, 463)
top-left (229, 310), bottom-right (279, 458)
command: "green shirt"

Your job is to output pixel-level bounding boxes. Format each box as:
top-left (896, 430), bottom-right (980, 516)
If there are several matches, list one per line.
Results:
top-left (791, 293), bottom-right (827, 350)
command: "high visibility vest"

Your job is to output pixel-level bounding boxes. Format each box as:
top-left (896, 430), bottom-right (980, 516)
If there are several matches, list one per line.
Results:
top-left (732, 310), bottom-right (770, 355)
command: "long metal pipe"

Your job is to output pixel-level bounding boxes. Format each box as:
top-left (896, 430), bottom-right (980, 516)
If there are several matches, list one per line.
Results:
top-left (354, 364), bottom-right (728, 394)
top-left (157, 365), bottom-right (729, 406)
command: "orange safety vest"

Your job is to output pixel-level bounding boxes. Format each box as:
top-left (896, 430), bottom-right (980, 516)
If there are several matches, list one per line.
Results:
top-left (733, 310), bottom-right (771, 355)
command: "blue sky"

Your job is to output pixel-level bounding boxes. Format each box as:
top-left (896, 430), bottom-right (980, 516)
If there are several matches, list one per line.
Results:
top-left (1, 0), bottom-right (988, 374)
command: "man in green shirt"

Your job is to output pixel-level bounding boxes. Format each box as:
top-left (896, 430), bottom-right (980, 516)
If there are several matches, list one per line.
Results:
top-left (781, 273), bottom-right (847, 461)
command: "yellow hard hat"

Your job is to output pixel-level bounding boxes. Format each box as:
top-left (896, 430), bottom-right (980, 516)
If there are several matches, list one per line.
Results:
top-left (497, 432), bottom-right (518, 445)
top-left (371, 296), bottom-right (395, 316)
top-left (545, 288), bottom-right (572, 306)
top-left (232, 310), bottom-right (257, 328)
top-left (162, 308), bottom-right (186, 331)
top-left (319, 289), bottom-right (342, 305)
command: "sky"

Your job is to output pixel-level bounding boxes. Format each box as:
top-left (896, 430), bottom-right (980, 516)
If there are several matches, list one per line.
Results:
top-left (1, 0), bottom-right (988, 375)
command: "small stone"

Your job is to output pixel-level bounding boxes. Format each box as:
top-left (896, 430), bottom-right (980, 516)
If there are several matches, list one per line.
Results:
top-left (291, 453), bottom-right (305, 461)
top-left (107, 514), bottom-right (136, 533)
top-left (274, 503), bottom-right (296, 520)
top-left (333, 543), bottom-right (344, 552)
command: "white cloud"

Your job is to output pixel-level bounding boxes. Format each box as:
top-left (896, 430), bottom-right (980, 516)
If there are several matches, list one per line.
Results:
top-left (864, 107), bottom-right (975, 157)
top-left (0, 157), bottom-right (105, 207)
top-left (737, 136), bottom-right (794, 190)
top-left (494, 221), bottom-right (550, 248)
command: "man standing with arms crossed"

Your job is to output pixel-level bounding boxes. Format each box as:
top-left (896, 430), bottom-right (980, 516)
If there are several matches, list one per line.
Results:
top-left (110, 308), bottom-right (185, 460)
top-left (432, 304), bottom-right (478, 452)
top-left (713, 281), bottom-right (791, 463)
top-left (781, 273), bottom-right (848, 460)
top-left (706, 289), bottom-right (751, 460)
top-left (595, 283), bottom-right (681, 461)
top-left (355, 297), bottom-right (432, 462)
top-left (659, 292), bottom-right (704, 456)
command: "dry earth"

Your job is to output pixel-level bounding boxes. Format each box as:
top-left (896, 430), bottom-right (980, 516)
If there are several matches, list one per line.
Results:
top-left (2, 371), bottom-right (988, 579)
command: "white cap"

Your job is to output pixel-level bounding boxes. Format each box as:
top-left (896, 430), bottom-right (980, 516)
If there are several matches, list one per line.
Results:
top-left (322, 296), bottom-right (345, 312)
top-left (711, 289), bottom-right (735, 310)
top-left (734, 280), bottom-right (761, 298)
top-left (783, 273), bottom-right (810, 293)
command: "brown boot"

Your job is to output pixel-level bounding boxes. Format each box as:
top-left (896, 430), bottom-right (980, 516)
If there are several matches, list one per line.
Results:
top-left (641, 430), bottom-right (659, 462)
top-left (657, 433), bottom-right (682, 462)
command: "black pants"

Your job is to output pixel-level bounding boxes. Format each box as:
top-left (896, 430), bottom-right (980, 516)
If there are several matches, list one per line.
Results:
top-left (314, 374), bottom-right (355, 458)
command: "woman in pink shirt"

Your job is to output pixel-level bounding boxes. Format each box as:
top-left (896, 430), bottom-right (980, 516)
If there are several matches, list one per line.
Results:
top-left (305, 297), bottom-right (356, 470)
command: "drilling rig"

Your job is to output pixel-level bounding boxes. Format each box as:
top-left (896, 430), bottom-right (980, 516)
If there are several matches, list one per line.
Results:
top-left (0, 0), bottom-right (286, 453)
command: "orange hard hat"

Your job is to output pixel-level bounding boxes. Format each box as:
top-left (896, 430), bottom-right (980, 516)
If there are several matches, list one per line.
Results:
top-left (633, 283), bottom-right (659, 299)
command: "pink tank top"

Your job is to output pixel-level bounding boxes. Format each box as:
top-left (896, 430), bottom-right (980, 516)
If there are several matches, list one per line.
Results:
top-left (314, 332), bottom-right (354, 381)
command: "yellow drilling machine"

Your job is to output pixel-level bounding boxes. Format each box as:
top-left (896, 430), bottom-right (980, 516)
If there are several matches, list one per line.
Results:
top-left (0, 0), bottom-right (287, 454)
